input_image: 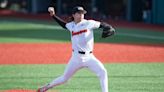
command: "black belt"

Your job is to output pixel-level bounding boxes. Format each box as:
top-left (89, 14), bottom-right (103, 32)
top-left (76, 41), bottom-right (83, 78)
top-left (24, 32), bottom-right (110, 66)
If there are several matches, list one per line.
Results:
top-left (78, 51), bottom-right (92, 54)
top-left (73, 50), bottom-right (92, 54)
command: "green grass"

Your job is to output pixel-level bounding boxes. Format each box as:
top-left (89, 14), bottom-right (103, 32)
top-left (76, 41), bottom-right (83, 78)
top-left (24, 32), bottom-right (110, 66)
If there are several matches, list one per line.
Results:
top-left (0, 63), bottom-right (164, 92)
top-left (0, 18), bottom-right (164, 44)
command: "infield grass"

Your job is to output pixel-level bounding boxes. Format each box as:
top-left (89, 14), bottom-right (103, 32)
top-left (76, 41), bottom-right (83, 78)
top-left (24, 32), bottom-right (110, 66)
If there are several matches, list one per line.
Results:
top-left (0, 63), bottom-right (164, 92)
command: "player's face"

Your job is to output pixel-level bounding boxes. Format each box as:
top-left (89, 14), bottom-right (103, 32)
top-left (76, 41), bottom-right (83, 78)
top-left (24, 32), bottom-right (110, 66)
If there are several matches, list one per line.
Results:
top-left (73, 12), bottom-right (84, 23)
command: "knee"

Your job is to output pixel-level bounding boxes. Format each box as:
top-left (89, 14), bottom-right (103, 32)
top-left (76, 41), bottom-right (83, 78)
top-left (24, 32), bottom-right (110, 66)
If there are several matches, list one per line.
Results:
top-left (61, 75), bottom-right (69, 83)
top-left (97, 68), bottom-right (108, 78)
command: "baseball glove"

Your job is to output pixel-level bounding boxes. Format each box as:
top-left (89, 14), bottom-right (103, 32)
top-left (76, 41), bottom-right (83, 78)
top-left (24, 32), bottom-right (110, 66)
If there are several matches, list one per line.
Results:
top-left (102, 27), bottom-right (115, 38)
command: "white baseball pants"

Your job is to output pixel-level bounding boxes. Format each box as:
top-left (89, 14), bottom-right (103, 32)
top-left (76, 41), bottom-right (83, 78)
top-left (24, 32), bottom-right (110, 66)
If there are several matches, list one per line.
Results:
top-left (47, 52), bottom-right (108, 92)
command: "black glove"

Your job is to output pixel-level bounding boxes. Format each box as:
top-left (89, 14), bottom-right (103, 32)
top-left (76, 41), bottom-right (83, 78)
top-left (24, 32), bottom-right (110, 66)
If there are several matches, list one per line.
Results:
top-left (102, 27), bottom-right (115, 38)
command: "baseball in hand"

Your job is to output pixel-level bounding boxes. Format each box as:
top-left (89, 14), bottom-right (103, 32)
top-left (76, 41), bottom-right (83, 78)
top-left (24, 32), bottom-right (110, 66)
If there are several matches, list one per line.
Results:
top-left (48, 7), bottom-right (54, 12)
top-left (48, 7), bottom-right (55, 16)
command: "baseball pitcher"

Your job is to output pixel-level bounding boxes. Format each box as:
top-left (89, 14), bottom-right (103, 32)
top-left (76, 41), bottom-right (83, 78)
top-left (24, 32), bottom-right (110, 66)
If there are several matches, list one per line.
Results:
top-left (37, 6), bottom-right (115, 92)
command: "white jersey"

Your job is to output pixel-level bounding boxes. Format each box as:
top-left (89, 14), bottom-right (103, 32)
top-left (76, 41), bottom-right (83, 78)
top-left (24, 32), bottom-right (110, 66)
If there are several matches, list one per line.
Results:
top-left (66, 19), bottom-right (100, 52)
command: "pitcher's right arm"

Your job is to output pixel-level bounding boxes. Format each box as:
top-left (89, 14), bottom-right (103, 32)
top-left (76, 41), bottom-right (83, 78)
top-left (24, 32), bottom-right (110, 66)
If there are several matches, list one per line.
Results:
top-left (48, 7), bottom-right (67, 29)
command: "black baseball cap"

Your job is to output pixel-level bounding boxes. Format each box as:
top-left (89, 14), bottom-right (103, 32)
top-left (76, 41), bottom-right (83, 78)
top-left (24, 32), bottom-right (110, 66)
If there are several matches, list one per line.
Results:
top-left (72, 6), bottom-right (87, 14)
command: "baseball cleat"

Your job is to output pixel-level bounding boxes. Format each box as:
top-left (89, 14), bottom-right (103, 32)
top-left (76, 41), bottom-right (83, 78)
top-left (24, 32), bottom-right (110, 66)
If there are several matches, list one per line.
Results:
top-left (37, 87), bottom-right (47, 92)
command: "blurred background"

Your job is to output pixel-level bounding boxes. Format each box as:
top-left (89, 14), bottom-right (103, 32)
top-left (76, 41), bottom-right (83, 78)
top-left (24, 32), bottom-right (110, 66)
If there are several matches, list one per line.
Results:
top-left (0, 0), bottom-right (164, 24)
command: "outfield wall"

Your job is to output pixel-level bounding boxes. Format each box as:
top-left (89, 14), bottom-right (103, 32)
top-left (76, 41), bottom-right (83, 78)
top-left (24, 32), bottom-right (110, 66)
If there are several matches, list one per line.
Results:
top-left (152, 0), bottom-right (164, 24)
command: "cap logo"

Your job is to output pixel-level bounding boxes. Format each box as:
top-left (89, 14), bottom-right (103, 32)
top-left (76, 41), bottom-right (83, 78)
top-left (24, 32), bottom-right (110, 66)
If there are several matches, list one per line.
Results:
top-left (78, 7), bottom-right (83, 10)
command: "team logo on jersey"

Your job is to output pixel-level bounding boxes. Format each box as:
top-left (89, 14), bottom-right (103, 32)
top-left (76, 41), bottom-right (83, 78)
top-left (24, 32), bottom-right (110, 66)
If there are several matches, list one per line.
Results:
top-left (72, 29), bottom-right (87, 36)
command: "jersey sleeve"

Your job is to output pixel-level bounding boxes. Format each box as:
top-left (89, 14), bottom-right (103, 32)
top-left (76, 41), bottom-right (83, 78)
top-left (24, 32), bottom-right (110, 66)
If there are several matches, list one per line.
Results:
top-left (88, 20), bottom-right (101, 30)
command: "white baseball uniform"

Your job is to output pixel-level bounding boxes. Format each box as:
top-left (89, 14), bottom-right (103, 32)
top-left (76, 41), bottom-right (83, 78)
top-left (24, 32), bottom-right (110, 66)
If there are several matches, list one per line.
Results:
top-left (47, 19), bottom-right (108, 92)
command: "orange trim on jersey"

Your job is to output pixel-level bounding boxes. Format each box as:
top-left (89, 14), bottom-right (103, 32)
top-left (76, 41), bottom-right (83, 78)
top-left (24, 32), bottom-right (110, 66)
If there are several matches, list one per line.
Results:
top-left (72, 29), bottom-right (87, 36)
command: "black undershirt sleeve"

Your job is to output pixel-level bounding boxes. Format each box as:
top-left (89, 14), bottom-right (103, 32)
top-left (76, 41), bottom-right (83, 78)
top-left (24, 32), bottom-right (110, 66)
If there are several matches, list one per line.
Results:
top-left (52, 15), bottom-right (67, 29)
